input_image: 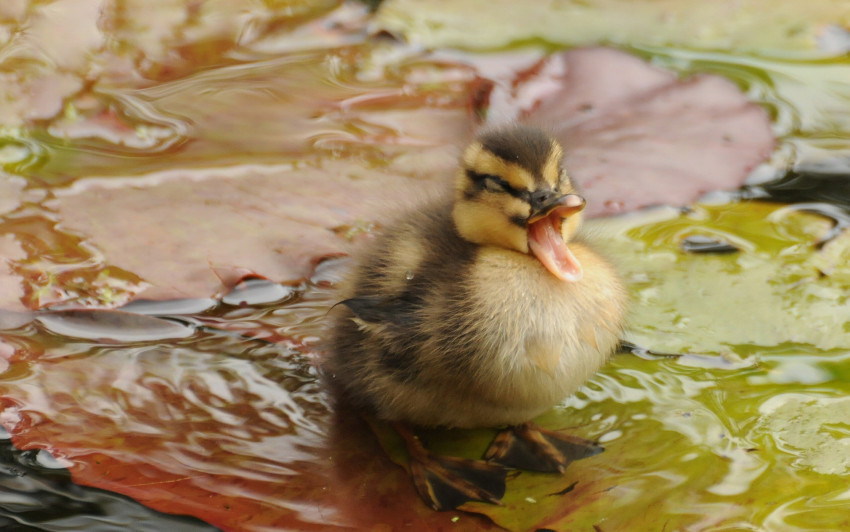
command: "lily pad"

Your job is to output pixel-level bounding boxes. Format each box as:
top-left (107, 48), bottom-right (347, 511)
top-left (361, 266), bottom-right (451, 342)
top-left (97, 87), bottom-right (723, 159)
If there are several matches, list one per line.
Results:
top-left (758, 393), bottom-right (850, 475)
top-left (605, 202), bottom-right (847, 353)
top-left (50, 161), bottom-right (433, 303)
top-left (495, 47), bottom-right (775, 217)
top-left (374, 0), bottom-right (850, 53)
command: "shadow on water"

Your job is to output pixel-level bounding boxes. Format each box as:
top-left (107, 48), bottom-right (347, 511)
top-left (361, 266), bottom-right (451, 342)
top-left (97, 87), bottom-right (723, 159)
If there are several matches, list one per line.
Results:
top-left (757, 168), bottom-right (850, 209)
top-left (747, 166), bottom-right (850, 247)
top-left (0, 427), bottom-right (217, 532)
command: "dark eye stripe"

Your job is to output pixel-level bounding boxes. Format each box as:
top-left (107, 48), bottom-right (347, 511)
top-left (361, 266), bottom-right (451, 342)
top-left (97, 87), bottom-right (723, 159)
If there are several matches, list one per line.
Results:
top-left (465, 169), bottom-right (530, 200)
top-left (508, 214), bottom-right (527, 227)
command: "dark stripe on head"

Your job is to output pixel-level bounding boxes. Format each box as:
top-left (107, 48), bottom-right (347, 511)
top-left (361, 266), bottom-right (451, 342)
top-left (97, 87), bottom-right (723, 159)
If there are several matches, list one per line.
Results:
top-left (477, 126), bottom-right (554, 177)
top-left (509, 214), bottom-right (527, 227)
top-left (466, 169), bottom-right (531, 201)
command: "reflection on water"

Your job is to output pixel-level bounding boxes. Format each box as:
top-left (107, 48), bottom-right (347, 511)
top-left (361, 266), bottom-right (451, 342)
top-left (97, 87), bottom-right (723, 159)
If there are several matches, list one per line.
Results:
top-left (0, 282), bottom-right (341, 530)
top-left (0, 277), bottom-right (498, 529)
top-left (0, 425), bottom-right (216, 531)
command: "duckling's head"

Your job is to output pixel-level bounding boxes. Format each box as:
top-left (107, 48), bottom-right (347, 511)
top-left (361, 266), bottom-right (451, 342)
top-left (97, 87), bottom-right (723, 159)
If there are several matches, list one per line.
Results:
top-left (452, 125), bottom-right (586, 282)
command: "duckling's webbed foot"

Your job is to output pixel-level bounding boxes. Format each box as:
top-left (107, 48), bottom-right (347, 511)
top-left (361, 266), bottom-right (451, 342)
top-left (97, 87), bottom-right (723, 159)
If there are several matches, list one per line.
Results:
top-left (410, 452), bottom-right (508, 511)
top-left (484, 422), bottom-right (603, 473)
top-left (394, 423), bottom-right (507, 511)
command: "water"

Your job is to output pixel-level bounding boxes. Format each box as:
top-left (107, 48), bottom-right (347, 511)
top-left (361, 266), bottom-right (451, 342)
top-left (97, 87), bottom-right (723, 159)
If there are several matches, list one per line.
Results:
top-left (2, 1), bottom-right (850, 530)
top-left (0, 425), bottom-right (215, 531)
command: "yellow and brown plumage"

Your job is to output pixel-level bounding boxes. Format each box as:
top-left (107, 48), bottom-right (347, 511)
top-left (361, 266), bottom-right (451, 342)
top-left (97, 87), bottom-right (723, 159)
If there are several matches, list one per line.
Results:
top-left (329, 125), bottom-right (628, 510)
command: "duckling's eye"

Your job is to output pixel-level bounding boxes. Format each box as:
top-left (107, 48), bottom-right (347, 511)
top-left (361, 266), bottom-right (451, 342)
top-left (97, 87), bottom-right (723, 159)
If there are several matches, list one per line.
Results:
top-left (467, 170), bottom-right (527, 199)
top-left (482, 175), bottom-right (510, 193)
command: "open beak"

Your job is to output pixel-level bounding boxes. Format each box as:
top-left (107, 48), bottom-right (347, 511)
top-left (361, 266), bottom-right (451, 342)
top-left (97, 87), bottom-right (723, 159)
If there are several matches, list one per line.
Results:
top-left (528, 193), bottom-right (586, 224)
top-left (527, 194), bottom-right (586, 282)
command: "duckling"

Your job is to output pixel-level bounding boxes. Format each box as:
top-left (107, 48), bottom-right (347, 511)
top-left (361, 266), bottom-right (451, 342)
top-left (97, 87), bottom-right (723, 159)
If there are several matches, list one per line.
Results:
top-left (329, 125), bottom-right (627, 510)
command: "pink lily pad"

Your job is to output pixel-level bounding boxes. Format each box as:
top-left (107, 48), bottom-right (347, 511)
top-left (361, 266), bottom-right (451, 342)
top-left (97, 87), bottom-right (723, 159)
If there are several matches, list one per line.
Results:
top-left (487, 47), bottom-right (776, 217)
top-left (50, 161), bottom-right (435, 303)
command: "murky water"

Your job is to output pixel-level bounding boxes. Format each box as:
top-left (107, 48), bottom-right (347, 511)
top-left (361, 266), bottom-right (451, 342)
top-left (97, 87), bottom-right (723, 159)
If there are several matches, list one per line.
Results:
top-left (2, 1), bottom-right (850, 531)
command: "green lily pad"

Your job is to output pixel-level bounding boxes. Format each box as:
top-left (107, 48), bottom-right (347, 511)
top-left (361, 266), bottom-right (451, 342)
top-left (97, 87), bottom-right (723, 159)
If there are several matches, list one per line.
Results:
top-left (758, 393), bottom-right (850, 475)
top-left (603, 202), bottom-right (845, 353)
top-left (375, 0), bottom-right (850, 53)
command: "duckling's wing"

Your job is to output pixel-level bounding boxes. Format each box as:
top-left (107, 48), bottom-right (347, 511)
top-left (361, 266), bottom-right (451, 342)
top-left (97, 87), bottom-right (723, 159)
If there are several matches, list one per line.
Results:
top-left (338, 296), bottom-right (418, 328)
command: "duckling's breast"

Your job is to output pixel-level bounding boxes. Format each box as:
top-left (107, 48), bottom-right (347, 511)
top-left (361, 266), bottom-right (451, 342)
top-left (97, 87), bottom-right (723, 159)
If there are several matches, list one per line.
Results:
top-left (441, 245), bottom-right (626, 427)
top-left (328, 209), bottom-right (626, 429)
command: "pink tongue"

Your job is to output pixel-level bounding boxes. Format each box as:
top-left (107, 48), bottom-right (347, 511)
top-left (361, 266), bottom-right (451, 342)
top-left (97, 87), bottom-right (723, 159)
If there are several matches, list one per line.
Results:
top-left (528, 213), bottom-right (583, 282)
